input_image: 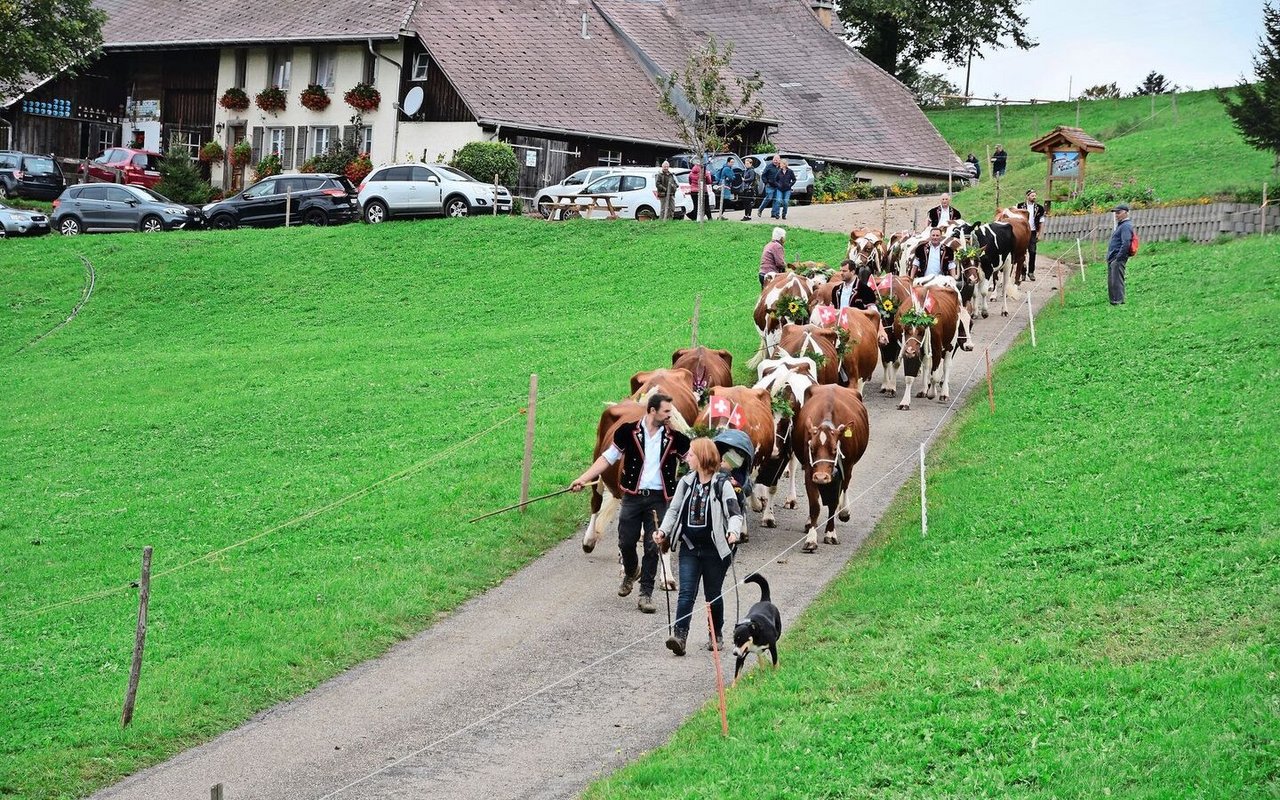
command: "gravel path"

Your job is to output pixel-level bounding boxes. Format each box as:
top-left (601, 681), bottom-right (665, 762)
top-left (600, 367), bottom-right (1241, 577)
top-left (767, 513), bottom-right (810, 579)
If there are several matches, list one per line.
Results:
top-left (92, 229), bottom-right (1067, 800)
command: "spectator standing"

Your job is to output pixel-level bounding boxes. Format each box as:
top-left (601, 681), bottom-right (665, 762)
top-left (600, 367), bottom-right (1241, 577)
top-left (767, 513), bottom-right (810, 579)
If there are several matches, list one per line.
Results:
top-left (966, 152), bottom-right (981, 181)
top-left (772, 159), bottom-right (796, 220)
top-left (1106, 204), bottom-right (1134, 305)
top-left (757, 154), bottom-right (781, 219)
top-left (738, 157), bottom-right (759, 221)
top-left (759, 226), bottom-right (787, 287)
top-left (991, 145), bottom-right (1008, 178)
top-left (1016, 189), bottom-right (1047, 280)
top-left (688, 161), bottom-right (711, 221)
top-left (655, 161), bottom-right (678, 221)
top-left (716, 157), bottom-right (738, 220)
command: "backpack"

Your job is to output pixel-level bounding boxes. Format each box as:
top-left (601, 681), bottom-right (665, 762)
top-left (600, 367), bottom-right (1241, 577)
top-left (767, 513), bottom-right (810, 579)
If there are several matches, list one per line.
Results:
top-left (729, 167), bottom-right (747, 193)
top-left (1128, 229), bottom-right (1140, 257)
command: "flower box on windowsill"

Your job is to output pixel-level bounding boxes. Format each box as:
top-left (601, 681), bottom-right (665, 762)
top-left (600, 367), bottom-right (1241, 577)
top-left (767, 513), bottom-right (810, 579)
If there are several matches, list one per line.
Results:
top-left (300, 84), bottom-right (331, 112)
top-left (219, 88), bottom-right (250, 112)
top-left (255, 86), bottom-right (287, 113)
top-left (344, 83), bottom-right (381, 112)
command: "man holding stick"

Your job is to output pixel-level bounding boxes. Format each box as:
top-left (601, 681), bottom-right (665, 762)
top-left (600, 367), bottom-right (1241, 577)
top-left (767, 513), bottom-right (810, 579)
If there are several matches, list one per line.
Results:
top-left (571, 393), bottom-right (690, 614)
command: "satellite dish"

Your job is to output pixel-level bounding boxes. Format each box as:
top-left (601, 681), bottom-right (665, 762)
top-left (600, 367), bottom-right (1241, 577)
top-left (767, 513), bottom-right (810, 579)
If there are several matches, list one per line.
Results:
top-left (402, 86), bottom-right (424, 116)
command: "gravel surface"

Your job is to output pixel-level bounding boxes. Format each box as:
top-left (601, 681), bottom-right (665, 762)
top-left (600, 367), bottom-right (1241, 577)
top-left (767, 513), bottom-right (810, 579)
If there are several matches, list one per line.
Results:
top-left (92, 223), bottom-right (1067, 800)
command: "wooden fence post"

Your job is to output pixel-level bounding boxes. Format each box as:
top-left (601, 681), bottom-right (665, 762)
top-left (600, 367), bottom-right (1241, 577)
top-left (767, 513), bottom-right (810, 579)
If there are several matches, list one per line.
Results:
top-left (690, 293), bottom-right (701, 347)
top-left (919, 443), bottom-right (928, 537)
top-left (985, 348), bottom-right (995, 414)
top-left (121, 545), bottom-right (153, 727)
top-left (494, 173), bottom-right (500, 216)
top-left (519, 374), bottom-right (538, 512)
top-left (1262, 183), bottom-right (1268, 238)
top-left (1076, 238), bottom-right (1086, 284)
top-left (881, 186), bottom-right (888, 234)
top-left (211, 784), bottom-right (224, 800)
top-left (1027, 292), bottom-right (1037, 348)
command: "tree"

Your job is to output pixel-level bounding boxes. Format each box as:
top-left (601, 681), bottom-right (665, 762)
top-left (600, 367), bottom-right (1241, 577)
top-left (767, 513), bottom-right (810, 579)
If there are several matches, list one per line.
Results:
top-left (1132, 71), bottom-right (1175, 96)
top-left (154, 148), bottom-right (214, 205)
top-left (837, 0), bottom-right (1034, 80)
top-left (1079, 82), bottom-right (1121, 100)
top-left (908, 70), bottom-right (965, 108)
top-left (1218, 2), bottom-right (1280, 170)
top-left (658, 36), bottom-right (764, 223)
top-left (0, 0), bottom-right (105, 96)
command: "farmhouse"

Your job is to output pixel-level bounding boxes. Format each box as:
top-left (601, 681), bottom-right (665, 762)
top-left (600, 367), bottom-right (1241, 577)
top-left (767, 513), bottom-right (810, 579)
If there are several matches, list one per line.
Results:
top-left (1, 0), bottom-right (963, 194)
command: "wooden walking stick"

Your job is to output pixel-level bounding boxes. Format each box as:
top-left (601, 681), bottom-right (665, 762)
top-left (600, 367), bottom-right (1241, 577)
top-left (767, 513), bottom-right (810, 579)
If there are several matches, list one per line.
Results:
top-left (467, 481), bottom-right (597, 523)
top-left (653, 509), bottom-right (672, 633)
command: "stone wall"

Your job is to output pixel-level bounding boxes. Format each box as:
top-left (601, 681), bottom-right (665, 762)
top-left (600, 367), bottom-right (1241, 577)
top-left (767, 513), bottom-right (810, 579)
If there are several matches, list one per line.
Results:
top-left (1041, 202), bottom-right (1280, 244)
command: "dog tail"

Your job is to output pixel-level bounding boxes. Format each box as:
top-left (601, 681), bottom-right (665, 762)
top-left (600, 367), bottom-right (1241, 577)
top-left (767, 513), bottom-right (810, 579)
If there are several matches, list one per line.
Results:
top-left (744, 572), bottom-right (770, 602)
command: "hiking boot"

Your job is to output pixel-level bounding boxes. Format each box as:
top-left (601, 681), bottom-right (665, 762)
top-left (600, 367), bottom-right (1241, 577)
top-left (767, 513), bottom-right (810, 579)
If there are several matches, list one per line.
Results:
top-left (666, 632), bottom-right (687, 656)
top-left (618, 569), bottom-right (640, 597)
top-left (706, 635), bottom-right (721, 651)
top-left (637, 593), bottom-right (656, 613)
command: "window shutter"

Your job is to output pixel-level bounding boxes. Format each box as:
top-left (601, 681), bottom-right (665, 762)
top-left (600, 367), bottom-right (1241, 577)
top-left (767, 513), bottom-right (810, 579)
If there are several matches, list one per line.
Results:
top-left (283, 127), bottom-right (295, 170)
top-left (251, 127), bottom-right (263, 164)
top-left (342, 125), bottom-right (356, 148)
top-left (295, 126), bottom-right (308, 166)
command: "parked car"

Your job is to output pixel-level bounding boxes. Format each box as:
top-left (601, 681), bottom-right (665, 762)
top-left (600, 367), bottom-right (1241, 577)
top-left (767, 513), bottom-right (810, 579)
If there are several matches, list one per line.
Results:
top-left (533, 166), bottom-right (623, 217)
top-left (51, 184), bottom-right (201, 235)
top-left (669, 152), bottom-right (753, 211)
top-left (358, 163), bottom-right (512, 222)
top-left (0, 201), bottom-right (51, 236)
top-left (744, 152), bottom-right (815, 204)
top-left (576, 167), bottom-right (694, 220)
top-left (202, 173), bottom-right (359, 229)
top-left (0, 151), bottom-right (67, 200)
top-left (81, 148), bottom-right (164, 188)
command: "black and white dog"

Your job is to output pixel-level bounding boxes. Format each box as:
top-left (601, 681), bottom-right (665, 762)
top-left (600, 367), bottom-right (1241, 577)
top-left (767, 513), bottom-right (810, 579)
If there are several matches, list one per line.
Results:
top-left (732, 573), bottom-right (782, 680)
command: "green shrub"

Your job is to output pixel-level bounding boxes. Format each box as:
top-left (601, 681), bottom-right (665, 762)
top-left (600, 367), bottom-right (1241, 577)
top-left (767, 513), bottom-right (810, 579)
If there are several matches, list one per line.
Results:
top-left (253, 153), bottom-right (282, 182)
top-left (450, 141), bottom-right (518, 186)
top-left (154, 147), bottom-right (215, 205)
top-left (1059, 179), bottom-right (1157, 212)
top-left (753, 141), bottom-right (778, 155)
top-left (309, 139), bottom-right (361, 176)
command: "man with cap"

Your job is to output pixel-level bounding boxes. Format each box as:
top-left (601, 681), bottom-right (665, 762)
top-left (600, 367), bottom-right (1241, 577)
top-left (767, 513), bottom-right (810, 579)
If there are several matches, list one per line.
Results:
top-left (1016, 189), bottom-right (1047, 280)
top-left (1106, 204), bottom-right (1134, 305)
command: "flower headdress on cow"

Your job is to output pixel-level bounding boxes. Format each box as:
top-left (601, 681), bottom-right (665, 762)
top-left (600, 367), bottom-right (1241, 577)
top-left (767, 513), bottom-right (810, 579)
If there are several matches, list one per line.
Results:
top-left (897, 307), bottom-right (938, 328)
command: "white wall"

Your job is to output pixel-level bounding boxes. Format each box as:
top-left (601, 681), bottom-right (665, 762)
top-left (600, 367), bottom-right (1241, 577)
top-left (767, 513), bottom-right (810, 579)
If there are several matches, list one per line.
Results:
top-left (394, 121), bottom-right (487, 166)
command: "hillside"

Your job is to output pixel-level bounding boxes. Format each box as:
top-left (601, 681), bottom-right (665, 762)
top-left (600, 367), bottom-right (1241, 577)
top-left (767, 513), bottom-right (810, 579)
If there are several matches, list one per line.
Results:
top-left (926, 89), bottom-right (1275, 212)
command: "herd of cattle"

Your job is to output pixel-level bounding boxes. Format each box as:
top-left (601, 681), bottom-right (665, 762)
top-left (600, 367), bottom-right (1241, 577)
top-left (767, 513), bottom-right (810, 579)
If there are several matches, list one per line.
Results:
top-left (578, 208), bottom-right (1036, 579)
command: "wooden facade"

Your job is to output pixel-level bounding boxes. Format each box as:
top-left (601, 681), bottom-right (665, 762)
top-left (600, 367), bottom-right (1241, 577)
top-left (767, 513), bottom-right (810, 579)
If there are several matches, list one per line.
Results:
top-left (399, 46), bottom-right (472, 123)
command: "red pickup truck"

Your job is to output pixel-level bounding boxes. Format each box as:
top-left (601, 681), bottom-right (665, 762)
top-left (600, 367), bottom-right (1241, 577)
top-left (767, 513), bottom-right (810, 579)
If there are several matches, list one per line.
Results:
top-left (82, 148), bottom-right (164, 188)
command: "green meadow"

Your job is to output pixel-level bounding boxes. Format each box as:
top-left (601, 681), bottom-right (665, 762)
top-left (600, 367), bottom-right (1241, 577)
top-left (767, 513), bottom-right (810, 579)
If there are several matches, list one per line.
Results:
top-left (0, 218), bottom-right (842, 798)
top-left (586, 235), bottom-right (1280, 798)
top-left (926, 89), bottom-right (1275, 211)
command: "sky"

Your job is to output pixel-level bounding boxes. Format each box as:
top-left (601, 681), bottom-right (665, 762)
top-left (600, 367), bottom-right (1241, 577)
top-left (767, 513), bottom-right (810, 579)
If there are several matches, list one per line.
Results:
top-left (909, 0), bottom-right (1268, 102)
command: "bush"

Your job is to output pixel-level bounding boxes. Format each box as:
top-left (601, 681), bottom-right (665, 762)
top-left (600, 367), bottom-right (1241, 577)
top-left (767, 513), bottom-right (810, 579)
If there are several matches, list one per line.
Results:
top-left (253, 153), bottom-right (282, 182)
top-left (1059, 179), bottom-right (1157, 212)
top-left (230, 140), bottom-right (253, 167)
top-left (889, 180), bottom-right (919, 197)
top-left (344, 154), bottom-right (373, 184)
top-left (198, 140), bottom-right (224, 163)
top-left (154, 147), bottom-right (215, 205)
top-left (309, 138), bottom-right (361, 176)
top-left (449, 141), bottom-right (518, 185)
top-left (811, 166), bottom-right (878, 203)
top-left (753, 141), bottom-right (778, 155)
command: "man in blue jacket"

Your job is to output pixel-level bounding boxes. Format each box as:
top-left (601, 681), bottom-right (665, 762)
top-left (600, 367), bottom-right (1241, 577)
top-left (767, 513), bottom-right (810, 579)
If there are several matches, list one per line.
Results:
top-left (1106, 203), bottom-right (1134, 305)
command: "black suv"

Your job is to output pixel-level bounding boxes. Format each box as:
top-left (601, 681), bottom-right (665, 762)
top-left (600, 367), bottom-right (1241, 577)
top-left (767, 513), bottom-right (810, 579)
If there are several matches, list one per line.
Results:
top-left (201, 173), bottom-right (359, 229)
top-left (0, 151), bottom-right (67, 200)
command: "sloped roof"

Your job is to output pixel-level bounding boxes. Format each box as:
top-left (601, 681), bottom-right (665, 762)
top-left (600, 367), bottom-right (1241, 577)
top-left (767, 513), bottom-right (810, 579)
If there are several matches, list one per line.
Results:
top-left (94, 0), bottom-right (410, 47)
top-left (405, 0), bottom-right (685, 146)
top-left (1029, 125), bottom-right (1106, 153)
top-left (593, 0), bottom-right (963, 175)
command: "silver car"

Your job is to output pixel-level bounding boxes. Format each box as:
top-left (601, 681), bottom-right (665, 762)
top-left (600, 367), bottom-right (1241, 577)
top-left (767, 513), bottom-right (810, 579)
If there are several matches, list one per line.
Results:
top-left (0, 202), bottom-right (51, 237)
top-left (358, 163), bottom-right (512, 222)
top-left (745, 153), bottom-right (815, 204)
top-left (52, 184), bottom-right (200, 235)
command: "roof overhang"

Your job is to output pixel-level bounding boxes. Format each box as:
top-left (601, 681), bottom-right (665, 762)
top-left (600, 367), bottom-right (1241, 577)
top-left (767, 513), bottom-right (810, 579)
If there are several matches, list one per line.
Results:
top-left (478, 118), bottom-right (682, 150)
top-left (103, 32), bottom-right (402, 51)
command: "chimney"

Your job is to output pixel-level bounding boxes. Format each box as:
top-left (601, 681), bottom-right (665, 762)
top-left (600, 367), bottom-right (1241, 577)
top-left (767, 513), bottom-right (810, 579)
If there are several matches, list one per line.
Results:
top-left (810, 0), bottom-right (835, 30)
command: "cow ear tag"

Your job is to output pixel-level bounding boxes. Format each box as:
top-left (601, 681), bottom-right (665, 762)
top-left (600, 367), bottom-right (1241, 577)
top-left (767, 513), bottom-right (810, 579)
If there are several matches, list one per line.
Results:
top-left (843, 428), bottom-right (853, 438)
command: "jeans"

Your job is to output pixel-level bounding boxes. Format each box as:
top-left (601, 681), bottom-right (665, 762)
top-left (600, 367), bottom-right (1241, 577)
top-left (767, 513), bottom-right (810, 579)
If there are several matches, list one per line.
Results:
top-left (772, 189), bottom-right (791, 219)
top-left (618, 494), bottom-right (667, 595)
top-left (1107, 258), bottom-right (1127, 304)
top-left (673, 543), bottom-right (730, 640)
top-left (757, 188), bottom-right (776, 215)
top-left (719, 187), bottom-right (732, 215)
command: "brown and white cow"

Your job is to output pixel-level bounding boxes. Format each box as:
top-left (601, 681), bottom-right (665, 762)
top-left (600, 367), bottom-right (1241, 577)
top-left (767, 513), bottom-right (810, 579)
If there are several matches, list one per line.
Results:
top-left (808, 304), bottom-right (883, 395)
top-left (629, 367), bottom-right (698, 428)
top-left (671, 346), bottom-right (734, 403)
top-left (869, 274), bottom-right (916, 396)
top-left (847, 228), bottom-right (887, 273)
top-left (793, 384), bottom-right (870, 552)
top-left (749, 271), bottom-right (816, 370)
top-left (894, 284), bottom-right (962, 411)
top-left (751, 356), bottom-right (819, 528)
top-left (778, 323), bottom-right (840, 384)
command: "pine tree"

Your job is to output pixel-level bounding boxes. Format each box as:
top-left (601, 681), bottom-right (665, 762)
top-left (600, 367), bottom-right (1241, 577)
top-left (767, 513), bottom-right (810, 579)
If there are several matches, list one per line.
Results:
top-left (1218, 2), bottom-right (1280, 170)
top-left (154, 147), bottom-right (214, 205)
top-left (1132, 71), bottom-right (1174, 96)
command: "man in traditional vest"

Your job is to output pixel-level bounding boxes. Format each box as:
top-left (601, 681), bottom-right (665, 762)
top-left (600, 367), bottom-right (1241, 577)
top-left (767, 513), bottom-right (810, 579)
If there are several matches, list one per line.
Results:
top-left (927, 193), bottom-right (963, 229)
top-left (571, 393), bottom-right (691, 613)
top-left (1016, 189), bottom-right (1047, 280)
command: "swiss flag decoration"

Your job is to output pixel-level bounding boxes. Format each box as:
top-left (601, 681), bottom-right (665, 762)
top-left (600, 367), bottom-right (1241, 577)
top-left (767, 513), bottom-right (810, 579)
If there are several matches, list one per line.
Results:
top-left (812, 304), bottom-right (838, 326)
top-left (923, 294), bottom-right (934, 313)
top-left (876, 276), bottom-right (894, 293)
top-left (729, 407), bottom-right (745, 428)
top-left (710, 396), bottom-right (732, 420)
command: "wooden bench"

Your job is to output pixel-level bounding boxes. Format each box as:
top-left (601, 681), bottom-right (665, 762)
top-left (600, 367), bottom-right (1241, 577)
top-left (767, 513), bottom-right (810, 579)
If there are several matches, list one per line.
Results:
top-left (547, 193), bottom-right (627, 221)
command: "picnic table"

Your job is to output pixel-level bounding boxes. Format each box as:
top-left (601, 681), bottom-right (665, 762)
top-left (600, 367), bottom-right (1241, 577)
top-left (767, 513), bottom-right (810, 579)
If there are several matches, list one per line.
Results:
top-left (547, 193), bottom-right (627, 221)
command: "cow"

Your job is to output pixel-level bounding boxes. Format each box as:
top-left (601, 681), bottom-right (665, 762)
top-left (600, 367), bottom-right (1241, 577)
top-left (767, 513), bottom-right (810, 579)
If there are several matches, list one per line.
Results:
top-left (629, 367), bottom-right (698, 429)
top-left (697, 385), bottom-right (776, 542)
top-left (580, 400), bottom-right (644, 559)
top-left (954, 241), bottom-right (988, 320)
top-left (671, 346), bottom-right (734, 403)
top-left (749, 271), bottom-right (816, 370)
top-left (869, 274), bottom-right (916, 396)
top-left (751, 356), bottom-right (819, 528)
top-left (894, 284), bottom-right (962, 411)
top-left (793, 384), bottom-right (870, 552)
top-left (778, 323), bottom-right (840, 384)
top-left (957, 214), bottom-right (1028, 317)
top-left (808, 303), bottom-right (883, 395)
top-left (995, 207), bottom-right (1033, 283)
top-left (890, 230), bottom-right (929, 275)
top-left (846, 228), bottom-right (887, 273)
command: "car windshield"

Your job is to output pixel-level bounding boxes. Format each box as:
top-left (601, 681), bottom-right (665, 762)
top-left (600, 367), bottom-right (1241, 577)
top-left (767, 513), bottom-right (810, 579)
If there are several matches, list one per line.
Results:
top-left (436, 166), bottom-right (475, 182)
top-left (23, 157), bottom-right (57, 175)
top-left (128, 186), bottom-right (170, 203)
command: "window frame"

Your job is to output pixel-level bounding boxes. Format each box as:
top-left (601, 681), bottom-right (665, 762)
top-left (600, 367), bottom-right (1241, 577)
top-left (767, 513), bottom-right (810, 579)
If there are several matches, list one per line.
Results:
top-left (411, 52), bottom-right (430, 82)
top-left (310, 126), bottom-right (331, 158)
top-left (268, 48), bottom-right (293, 90)
top-left (311, 47), bottom-right (338, 91)
top-left (598, 150), bottom-right (622, 168)
top-left (267, 128), bottom-right (287, 157)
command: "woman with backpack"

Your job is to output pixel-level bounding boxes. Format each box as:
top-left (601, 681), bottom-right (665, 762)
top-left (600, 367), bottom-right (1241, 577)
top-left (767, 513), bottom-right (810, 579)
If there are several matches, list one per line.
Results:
top-left (653, 437), bottom-right (744, 655)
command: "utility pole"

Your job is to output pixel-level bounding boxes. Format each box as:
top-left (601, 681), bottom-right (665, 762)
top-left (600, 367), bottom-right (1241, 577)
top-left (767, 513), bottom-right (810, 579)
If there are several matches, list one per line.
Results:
top-left (963, 43), bottom-right (975, 99)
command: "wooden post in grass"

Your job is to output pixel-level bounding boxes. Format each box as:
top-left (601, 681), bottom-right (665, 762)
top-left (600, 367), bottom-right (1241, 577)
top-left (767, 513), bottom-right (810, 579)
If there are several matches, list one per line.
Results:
top-left (1262, 183), bottom-right (1268, 237)
top-left (121, 546), bottom-right (152, 727)
top-left (947, 168), bottom-right (952, 194)
top-left (985, 348), bottom-right (995, 414)
top-left (1076, 238), bottom-right (1086, 283)
top-left (1027, 292), bottom-right (1037, 347)
top-left (493, 173), bottom-right (500, 216)
top-left (912, 207), bottom-right (919, 231)
top-left (881, 186), bottom-right (888, 234)
top-left (1057, 264), bottom-right (1065, 307)
top-left (707, 603), bottom-right (728, 736)
top-left (519, 373), bottom-right (538, 512)
top-left (691, 293), bottom-right (701, 347)
top-left (918, 444), bottom-right (927, 537)
top-left (285, 190), bottom-right (292, 227)
top-left (211, 784), bottom-right (224, 800)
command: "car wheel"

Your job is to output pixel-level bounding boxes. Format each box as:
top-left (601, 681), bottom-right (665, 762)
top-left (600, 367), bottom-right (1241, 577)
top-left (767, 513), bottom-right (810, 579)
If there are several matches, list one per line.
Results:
top-left (58, 217), bottom-right (82, 236)
top-left (635, 206), bottom-right (657, 221)
top-left (140, 215), bottom-right (164, 233)
top-left (536, 196), bottom-right (553, 219)
top-left (304, 209), bottom-right (328, 226)
top-left (445, 196), bottom-right (470, 218)
top-left (0, 183), bottom-right (12, 199)
top-left (363, 200), bottom-right (388, 224)
top-left (210, 214), bottom-right (236, 230)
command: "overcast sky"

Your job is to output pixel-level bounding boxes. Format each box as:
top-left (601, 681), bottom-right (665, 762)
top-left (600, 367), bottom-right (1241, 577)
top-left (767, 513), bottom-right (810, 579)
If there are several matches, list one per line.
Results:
top-left (911, 0), bottom-right (1267, 101)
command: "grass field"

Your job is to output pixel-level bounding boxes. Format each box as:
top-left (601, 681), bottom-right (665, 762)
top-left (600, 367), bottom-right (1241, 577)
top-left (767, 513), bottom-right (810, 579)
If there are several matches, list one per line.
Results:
top-left (584, 235), bottom-right (1280, 798)
top-left (926, 89), bottom-right (1276, 211)
top-left (0, 218), bottom-right (850, 799)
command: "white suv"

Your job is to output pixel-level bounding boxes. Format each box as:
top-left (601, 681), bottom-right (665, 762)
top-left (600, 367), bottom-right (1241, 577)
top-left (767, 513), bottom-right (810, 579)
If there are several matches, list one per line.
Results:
top-left (358, 163), bottom-right (512, 222)
top-left (576, 168), bottom-right (694, 220)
